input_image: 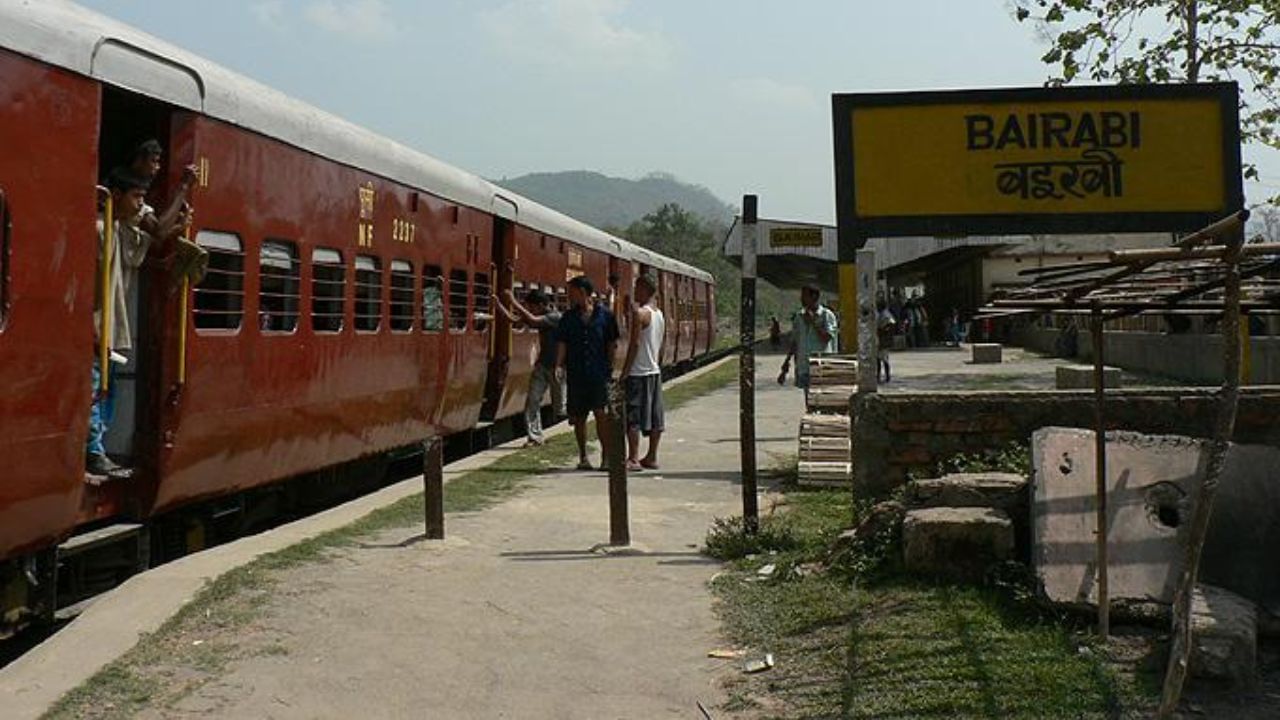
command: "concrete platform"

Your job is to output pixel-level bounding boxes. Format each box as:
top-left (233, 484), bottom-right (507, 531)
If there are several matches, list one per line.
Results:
top-left (971, 343), bottom-right (1003, 364)
top-left (0, 355), bottom-right (804, 719)
top-left (1055, 364), bottom-right (1122, 390)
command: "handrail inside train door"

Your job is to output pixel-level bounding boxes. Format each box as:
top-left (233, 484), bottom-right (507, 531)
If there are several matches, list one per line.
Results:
top-left (177, 229), bottom-right (190, 386)
top-left (99, 195), bottom-right (114, 393)
top-left (488, 261), bottom-right (497, 360)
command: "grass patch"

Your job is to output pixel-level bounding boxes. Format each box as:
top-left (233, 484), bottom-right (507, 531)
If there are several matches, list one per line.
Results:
top-left (45, 357), bottom-right (741, 720)
top-left (709, 485), bottom-right (1157, 719)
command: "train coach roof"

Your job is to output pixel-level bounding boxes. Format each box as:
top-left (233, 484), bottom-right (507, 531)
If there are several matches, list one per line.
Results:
top-left (0, 0), bottom-right (712, 284)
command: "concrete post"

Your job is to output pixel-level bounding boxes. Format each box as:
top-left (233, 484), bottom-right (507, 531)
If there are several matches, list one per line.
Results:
top-left (740, 195), bottom-right (759, 533)
top-left (424, 436), bottom-right (444, 540)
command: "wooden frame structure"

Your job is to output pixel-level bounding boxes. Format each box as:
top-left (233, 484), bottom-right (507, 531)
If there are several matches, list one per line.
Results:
top-left (978, 209), bottom-right (1280, 716)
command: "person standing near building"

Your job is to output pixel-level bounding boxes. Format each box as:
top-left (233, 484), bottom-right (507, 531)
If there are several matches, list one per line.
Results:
top-left (494, 288), bottom-right (563, 446)
top-left (777, 284), bottom-right (837, 389)
top-left (557, 275), bottom-right (620, 470)
top-left (620, 274), bottom-right (665, 471)
top-left (876, 299), bottom-right (896, 383)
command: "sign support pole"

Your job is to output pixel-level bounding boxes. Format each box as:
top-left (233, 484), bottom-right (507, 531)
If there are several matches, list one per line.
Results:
top-left (740, 195), bottom-right (759, 533)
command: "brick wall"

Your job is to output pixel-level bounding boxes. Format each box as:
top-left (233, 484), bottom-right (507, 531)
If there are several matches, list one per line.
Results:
top-left (852, 388), bottom-right (1280, 495)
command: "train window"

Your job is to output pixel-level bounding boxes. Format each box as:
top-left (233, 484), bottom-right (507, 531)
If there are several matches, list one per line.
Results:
top-left (448, 269), bottom-right (468, 331)
top-left (422, 265), bottom-right (444, 333)
top-left (354, 255), bottom-right (382, 332)
top-left (389, 259), bottom-right (414, 332)
top-left (311, 248), bottom-right (345, 333)
top-left (259, 240), bottom-right (300, 333)
top-left (192, 231), bottom-right (245, 332)
top-left (473, 272), bottom-right (491, 332)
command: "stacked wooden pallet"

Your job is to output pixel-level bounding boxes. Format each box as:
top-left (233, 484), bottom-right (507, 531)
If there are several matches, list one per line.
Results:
top-left (805, 356), bottom-right (858, 412)
top-left (797, 413), bottom-right (852, 487)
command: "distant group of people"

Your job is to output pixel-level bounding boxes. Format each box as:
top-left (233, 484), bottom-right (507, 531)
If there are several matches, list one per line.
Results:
top-left (493, 272), bottom-right (666, 472)
top-left (89, 140), bottom-right (202, 482)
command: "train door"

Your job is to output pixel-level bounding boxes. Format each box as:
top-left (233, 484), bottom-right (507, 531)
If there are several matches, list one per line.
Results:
top-left (84, 88), bottom-right (196, 522)
top-left (481, 214), bottom-right (514, 421)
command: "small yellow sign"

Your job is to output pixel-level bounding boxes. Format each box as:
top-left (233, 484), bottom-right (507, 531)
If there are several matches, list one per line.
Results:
top-left (769, 227), bottom-right (824, 248)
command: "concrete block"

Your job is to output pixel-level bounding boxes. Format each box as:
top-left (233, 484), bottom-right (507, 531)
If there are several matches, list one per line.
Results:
top-left (903, 507), bottom-right (1014, 582)
top-left (1055, 364), bottom-right (1122, 390)
top-left (1191, 584), bottom-right (1258, 688)
top-left (906, 473), bottom-right (1027, 512)
top-left (1031, 428), bottom-right (1280, 616)
top-left (971, 343), bottom-right (1002, 364)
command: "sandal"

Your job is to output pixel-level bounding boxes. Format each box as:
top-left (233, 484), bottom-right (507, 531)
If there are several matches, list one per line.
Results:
top-left (640, 460), bottom-right (660, 470)
top-left (626, 460), bottom-right (644, 472)
top-left (575, 459), bottom-right (593, 471)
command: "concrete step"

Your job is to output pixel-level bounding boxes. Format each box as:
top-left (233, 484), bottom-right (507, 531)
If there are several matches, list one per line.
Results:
top-left (905, 472), bottom-right (1028, 512)
top-left (903, 507), bottom-right (1014, 582)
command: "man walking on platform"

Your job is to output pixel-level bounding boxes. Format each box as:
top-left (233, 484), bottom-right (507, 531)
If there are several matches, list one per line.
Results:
top-left (494, 288), bottom-right (563, 446)
top-left (777, 284), bottom-right (838, 390)
top-left (557, 275), bottom-right (620, 470)
top-left (620, 274), bottom-right (665, 471)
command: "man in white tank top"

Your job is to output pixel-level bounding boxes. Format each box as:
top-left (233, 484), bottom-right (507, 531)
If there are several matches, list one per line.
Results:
top-left (620, 273), bottom-right (666, 471)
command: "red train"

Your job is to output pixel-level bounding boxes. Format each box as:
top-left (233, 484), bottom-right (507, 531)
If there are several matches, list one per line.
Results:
top-left (0, 1), bottom-right (716, 636)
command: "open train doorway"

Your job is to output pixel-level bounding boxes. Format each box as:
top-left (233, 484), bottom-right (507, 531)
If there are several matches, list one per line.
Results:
top-left (481, 215), bottom-right (515, 421)
top-left (93, 87), bottom-right (180, 472)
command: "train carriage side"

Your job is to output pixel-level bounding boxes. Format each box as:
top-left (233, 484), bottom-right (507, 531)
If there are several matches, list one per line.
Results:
top-left (0, 46), bottom-right (101, 631)
top-left (147, 114), bottom-right (484, 514)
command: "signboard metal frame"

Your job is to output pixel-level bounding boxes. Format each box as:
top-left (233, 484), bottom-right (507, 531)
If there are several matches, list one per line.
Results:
top-left (832, 82), bottom-right (1244, 260)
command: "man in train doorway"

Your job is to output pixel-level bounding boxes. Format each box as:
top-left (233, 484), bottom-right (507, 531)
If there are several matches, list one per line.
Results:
top-left (777, 283), bottom-right (838, 391)
top-left (87, 167), bottom-right (154, 481)
top-left (557, 275), bottom-right (620, 470)
top-left (494, 288), bottom-right (564, 446)
top-left (619, 273), bottom-right (665, 471)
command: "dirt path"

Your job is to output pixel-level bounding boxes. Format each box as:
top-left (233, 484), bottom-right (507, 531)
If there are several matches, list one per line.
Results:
top-left (143, 364), bottom-right (803, 719)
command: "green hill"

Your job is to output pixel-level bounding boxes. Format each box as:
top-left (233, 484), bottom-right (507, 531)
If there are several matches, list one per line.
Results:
top-left (494, 170), bottom-right (734, 230)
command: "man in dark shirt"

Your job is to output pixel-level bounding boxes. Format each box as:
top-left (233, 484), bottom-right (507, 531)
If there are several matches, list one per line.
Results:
top-left (495, 287), bottom-right (563, 446)
top-left (557, 275), bottom-right (620, 470)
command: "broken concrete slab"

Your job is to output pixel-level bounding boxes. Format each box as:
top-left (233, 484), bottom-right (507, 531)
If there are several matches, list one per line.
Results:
top-left (1191, 584), bottom-right (1258, 689)
top-left (906, 473), bottom-right (1028, 513)
top-left (903, 507), bottom-right (1014, 582)
top-left (1031, 428), bottom-right (1280, 616)
top-left (971, 343), bottom-right (1003, 364)
top-left (1055, 365), bottom-right (1122, 390)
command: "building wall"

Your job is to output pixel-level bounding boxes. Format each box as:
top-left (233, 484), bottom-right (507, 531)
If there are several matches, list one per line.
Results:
top-left (852, 388), bottom-right (1280, 495)
top-left (1015, 327), bottom-right (1280, 385)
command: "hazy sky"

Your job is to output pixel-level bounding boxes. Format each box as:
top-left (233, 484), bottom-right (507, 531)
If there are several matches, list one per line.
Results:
top-left (76, 0), bottom-right (1280, 223)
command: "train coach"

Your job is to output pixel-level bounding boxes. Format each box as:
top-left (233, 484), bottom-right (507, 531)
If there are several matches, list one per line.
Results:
top-left (0, 0), bottom-right (716, 637)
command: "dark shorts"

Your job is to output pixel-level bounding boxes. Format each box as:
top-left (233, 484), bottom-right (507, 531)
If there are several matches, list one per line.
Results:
top-left (566, 376), bottom-right (609, 420)
top-left (626, 374), bottom-right (664, 436)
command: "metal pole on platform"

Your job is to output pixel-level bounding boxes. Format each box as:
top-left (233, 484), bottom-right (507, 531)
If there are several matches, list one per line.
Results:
top-left (424, 436), bottom-right (445, 540)
top-left (607, 382), bottom-right (630, 546)
top-left (1090, 305), bottom-right (1109, 638)
top-left (740, 195), bottom-right (759, 533)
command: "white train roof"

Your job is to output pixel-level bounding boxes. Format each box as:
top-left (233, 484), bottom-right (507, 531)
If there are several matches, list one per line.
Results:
top-left (0, 0), bottom-right (712, 283)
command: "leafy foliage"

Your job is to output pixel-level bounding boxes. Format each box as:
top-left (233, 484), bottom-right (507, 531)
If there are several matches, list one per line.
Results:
top-left (1014, 0), bottom-right (1280, 190)
top-left (934, 441), bottom-right (1032, 477)
top-left (616, 202), bottom-right (792, 329)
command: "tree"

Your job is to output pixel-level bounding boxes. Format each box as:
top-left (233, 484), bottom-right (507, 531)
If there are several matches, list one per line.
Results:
top-left (1015, 1), bottom-right (1280, 191)
top-left (619, 203), bottom-right (791, 331)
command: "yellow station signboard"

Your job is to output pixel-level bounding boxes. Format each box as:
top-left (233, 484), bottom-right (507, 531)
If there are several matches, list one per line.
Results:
top-left (832, 83), bottom-right (1243, 253)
